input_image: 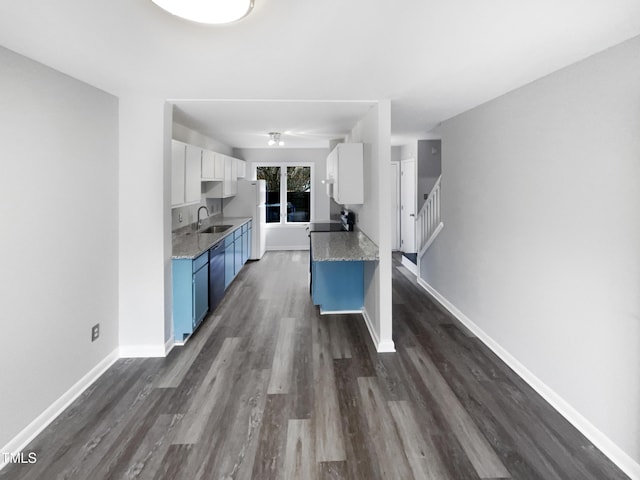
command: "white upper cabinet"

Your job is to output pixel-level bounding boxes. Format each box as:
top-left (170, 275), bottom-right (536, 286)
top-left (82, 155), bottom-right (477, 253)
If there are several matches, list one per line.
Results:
top-left (171, 140), bottom-right (186, 206)
top-left (172, 139), bottom-right (245, 201)
top-left (184, 144), bottom-right (202, 204)
top-left (202, 149), bottom-right (224, 181)
top-left (201, 149), bottom-right (215, 180)
top-left (214, 153), bottom-right (225, 180)
top-left (236, 158), bottom-right (246, 179)
top-left (326, 143), bottom-right (364, 204)
top-left (206, 154), bottom-right (240, 198)
top-left (326, 147), bottom-right (337, 197)
top-left (223, 155), bottom-right (238, 197)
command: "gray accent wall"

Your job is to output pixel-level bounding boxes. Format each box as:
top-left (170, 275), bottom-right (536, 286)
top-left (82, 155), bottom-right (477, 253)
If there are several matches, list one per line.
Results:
top-left (401, 140), bottom-right (442, 211)
top-left (420, 36), bottom-right (640, 469)
top-left (0, 47), bottom-right (119, 449)
top-left (417, 139), bottom-right (441, 211)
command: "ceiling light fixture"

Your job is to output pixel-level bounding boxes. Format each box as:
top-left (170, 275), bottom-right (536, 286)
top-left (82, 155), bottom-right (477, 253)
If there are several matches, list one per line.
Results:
top-left (268, 132), bottom-right (284, 147)
top-left (151, 0), bottom-right (254, 25)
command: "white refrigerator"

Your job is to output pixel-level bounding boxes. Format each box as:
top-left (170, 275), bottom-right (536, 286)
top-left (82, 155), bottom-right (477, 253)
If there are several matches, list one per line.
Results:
top-left (224, 179), bottom-right (266, 260)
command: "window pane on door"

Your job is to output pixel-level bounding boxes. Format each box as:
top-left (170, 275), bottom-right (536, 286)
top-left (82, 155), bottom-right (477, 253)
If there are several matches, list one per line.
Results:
top-left (257, 166), bottom-right (281, 223)
top-left (286, 166), bottom-right (311, 222)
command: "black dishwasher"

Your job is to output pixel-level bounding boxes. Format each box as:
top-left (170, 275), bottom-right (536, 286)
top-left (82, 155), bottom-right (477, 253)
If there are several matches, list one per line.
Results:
top-left (209, 240), bottom-right (225, 312)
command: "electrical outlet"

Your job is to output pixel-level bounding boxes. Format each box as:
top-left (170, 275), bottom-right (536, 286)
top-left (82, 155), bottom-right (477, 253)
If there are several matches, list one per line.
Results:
top-left (178, 212), bottom-right (183, 223)
top-left (91, 323), bottom-right (100, 342)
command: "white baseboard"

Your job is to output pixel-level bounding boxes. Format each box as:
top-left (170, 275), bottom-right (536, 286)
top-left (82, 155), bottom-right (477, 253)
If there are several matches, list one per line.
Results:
top-left (265, 245), bottom-right (309, 251)
top-left (376, 339), bottom-right (396, 353)
top-left (361, 308), bottom-right (380, 349)
top-left (164, 337), bottom-right (175, 356)
top-left (416, 277), bottom-right (640, 480)
top-left (119, 344), bottom-right (167, 358)
top-left (319, 308), bottom-right (362, 315)
top-left (400, 255), bottom-right (417, 275)
top-left (0, 348), bottom-right (120, 472)
top-left (361, 308), bottom-right (396, 353)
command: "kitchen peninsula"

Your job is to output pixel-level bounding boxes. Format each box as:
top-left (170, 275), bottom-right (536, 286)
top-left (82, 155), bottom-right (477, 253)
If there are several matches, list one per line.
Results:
top-left (310, 231), bottom-right (378, 313)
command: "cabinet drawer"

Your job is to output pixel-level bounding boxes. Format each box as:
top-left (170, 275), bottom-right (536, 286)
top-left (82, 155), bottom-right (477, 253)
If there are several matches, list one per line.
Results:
top-left (242, 223), bottom-right (248, 233)
top-left (234, 229), bottom-right (242, 240)
top-left (192, 251), bottom-right (209, 272)
top-left (225, 234), bottom-right (235, 248)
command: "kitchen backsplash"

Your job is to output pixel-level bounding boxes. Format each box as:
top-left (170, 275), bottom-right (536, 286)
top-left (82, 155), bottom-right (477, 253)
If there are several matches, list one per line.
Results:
top-left (171, 198), bottom-right (223, 231)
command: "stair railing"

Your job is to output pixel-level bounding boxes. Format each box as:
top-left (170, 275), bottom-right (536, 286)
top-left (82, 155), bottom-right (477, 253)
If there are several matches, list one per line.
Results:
top-left (416, 175), bottom-right (443, 255)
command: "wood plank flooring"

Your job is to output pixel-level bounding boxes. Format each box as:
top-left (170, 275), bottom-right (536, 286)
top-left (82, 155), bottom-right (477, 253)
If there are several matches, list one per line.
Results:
top-left (0, 251), bottom-right (630, 480)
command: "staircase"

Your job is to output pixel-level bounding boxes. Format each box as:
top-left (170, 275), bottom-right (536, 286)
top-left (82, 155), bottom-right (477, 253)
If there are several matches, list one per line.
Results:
top-left (416, 175), bottom-right (443, 257)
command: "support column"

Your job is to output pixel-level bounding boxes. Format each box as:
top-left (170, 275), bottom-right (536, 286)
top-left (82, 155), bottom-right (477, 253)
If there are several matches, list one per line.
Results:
top-left (118, 97), bottom-right (173, 357)
top-left (376, 99), bottom-right (395, 352)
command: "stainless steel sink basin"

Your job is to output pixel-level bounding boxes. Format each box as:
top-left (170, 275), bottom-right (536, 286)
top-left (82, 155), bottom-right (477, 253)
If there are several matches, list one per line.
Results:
top-left (198, 225), bottom-right (232, 234)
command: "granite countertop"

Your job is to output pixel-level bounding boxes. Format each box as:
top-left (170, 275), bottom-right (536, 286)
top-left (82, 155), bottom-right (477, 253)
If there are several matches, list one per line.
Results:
top-left (311, 231), bottom-right (379, 262)
top-left (172, 216), bottom-right (252, 259)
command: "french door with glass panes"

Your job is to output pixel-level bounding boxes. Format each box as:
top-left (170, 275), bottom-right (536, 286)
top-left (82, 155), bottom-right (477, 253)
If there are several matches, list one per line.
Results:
top-left (256, 164), bottom-right (313, 224)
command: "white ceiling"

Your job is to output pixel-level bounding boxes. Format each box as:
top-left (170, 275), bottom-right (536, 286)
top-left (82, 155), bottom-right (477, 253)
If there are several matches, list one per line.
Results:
top-left (172, 100), bottom-right (377, 148)
top-left (1, 0), bottom-right (639, 148)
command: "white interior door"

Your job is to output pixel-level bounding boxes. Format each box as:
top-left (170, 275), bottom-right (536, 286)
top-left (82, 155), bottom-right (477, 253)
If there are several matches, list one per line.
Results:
top-left (390, 162), bottom-right (400, 250)
top-left (401, 158), bottom-right (416, 253)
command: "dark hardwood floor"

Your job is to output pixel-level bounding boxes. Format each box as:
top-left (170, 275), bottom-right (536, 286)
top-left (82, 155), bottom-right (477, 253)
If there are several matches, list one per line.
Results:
top-left (1, 251), bottom-right (629, 479)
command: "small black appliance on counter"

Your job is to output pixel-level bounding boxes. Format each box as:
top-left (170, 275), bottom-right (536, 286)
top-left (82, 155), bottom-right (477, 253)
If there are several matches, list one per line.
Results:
top-left (340, 210), bottom-right (356, 231)
top-left (307, 211), bottom-right (355, 234)
top-left (307, 211), bottom-right (356, 293)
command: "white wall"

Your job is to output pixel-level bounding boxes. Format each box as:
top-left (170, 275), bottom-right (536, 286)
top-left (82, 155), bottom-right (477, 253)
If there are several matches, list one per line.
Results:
top-left (391, 145), bottom-right (402, 162)
top-left (234, 148), bottom-right (330, 250)
top-left (421, 36), bottom-right (640, 474)
top-left (173, 122), bottom-right (233, 156)
top-left (399, 141), bottom-right (417, 161)
top-left (0, 47), bottom-right (119, 450)
top-left (349, 101), bottom-right (394, 352)
top-left (118, 98), bottom-right (173, 356)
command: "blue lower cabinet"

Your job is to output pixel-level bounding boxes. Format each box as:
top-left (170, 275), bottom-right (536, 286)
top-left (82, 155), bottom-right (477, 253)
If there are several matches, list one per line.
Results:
top-left (173, 223), bottom-right (254, 344)
top-left (234, 229), bottom-right (243, 275)
top-left (172, 251), bottom-right (209, 343)
top-left (224, 234), bottom-right (235, 289)
top-left (242, 223), bottom-right (250, 264)
top-left (311, 260), bottom-right (364, 312)
top-left (225, 222), bottom-right (251, 289)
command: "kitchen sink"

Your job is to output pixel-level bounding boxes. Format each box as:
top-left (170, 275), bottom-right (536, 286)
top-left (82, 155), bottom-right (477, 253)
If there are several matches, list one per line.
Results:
top-left (198, 225), bottom-right (232, 234)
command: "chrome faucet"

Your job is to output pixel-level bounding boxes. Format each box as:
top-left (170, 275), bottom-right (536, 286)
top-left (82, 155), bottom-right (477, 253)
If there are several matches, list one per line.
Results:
top-left (197, 206), bottom-right (209, 228)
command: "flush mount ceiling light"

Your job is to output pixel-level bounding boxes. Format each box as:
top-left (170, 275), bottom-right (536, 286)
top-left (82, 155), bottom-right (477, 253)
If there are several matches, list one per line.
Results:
top-left (151, 0), bottom-right (254, 25)
top-left (268, 132), bottom-right (284, 146)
